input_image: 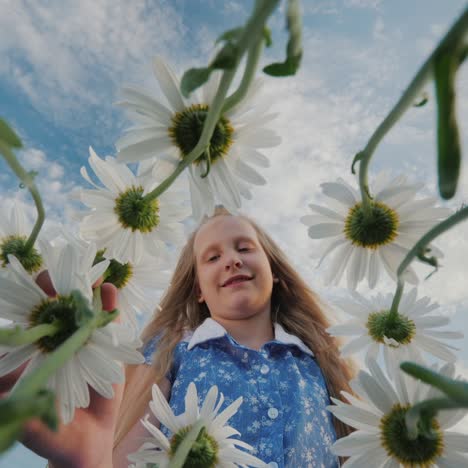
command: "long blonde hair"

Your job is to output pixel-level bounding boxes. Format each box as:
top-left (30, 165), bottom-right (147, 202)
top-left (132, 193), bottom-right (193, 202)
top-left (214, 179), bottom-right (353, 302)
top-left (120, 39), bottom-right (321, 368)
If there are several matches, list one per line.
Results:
top-left (114, 208), bottom-right (356, 449)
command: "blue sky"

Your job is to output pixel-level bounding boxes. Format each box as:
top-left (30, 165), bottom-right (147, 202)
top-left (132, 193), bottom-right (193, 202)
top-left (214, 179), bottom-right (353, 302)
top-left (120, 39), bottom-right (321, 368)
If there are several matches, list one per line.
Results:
top-left (1, 0), bottom-right (468, 466)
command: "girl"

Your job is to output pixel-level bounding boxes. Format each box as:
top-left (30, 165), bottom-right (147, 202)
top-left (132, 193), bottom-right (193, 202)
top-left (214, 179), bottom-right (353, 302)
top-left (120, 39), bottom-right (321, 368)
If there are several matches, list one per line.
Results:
top-left (113, 207), bottom-right (356, 467)
top-left (0, 208), bottom-right (355, 467)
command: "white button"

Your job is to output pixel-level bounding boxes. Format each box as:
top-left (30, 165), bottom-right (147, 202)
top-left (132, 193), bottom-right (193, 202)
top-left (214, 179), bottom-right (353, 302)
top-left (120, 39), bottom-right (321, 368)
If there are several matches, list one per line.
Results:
top-left (268, 462), bottom-right (278, 468)
top-left (260, 364), bottom-right (269, 374)
top-left (267, 407), bottom-right (279, 419)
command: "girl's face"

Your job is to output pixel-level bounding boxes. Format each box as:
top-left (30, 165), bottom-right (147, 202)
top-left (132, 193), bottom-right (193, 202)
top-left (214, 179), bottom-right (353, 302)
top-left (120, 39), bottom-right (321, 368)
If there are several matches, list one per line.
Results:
top-left (193, 216), bottom-right (274, 323)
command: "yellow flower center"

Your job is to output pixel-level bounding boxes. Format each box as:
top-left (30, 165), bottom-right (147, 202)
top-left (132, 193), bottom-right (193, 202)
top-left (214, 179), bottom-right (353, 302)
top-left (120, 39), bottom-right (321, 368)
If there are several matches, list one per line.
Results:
top-left (169, 103), bottom-right (234, 166)
top-left (170, 426), bottom-right (218, 468)
top-left (29, 295), bottom-right (80, 352)
top-left (344, 201), bottom-right (399, 249)
top-left (0, 235), bottom-right (43, 273)
top-left (114, 186), bottom-right (160, 232)
top-left (366, 309), bottom-right (416, 345)
top-left (380, 403), bottom-right (444, 466)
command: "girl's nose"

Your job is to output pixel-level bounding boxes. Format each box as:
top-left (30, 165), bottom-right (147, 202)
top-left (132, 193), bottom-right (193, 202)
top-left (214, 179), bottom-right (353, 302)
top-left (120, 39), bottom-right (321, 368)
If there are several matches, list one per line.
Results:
top-left (225, 255), bottom-right (243, 270)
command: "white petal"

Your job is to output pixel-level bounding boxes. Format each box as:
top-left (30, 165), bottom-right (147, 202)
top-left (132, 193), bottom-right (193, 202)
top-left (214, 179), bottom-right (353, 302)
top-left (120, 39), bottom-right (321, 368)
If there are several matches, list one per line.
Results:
top-left (149, 383), bottom-right (179, 433)
top-left (234, 159), bottom-right (266, 185)
top-left (88, 147), bottom-right (126, 193)
top-left (308, 223), bottom-right (343, 239)
top-left (413, 316), bottom-right (450, 328)
top-left (331, 431), bottom-right (379, 456)
top-left (316, 238), bottom-right (347, 268)
top-left (340, 335), bottom-right (372, 356)
top-left (243, 149), bottom-right (270, 168)
top-left (153, 56), bottom-right (185, 112)
top-left (436, 452), bottom-right (468, 467)
top-left (118, 85), bottom-right (173, 122)
top-left (308, 203), bottom-right (344, 221)
top-left (327, 322), bottom-right (366, 336)
top-left (212, 396), bottom-right (243, 429)
top-left (321, 181), bottom-right (357, 206)
top-left (117, 136), bottom-right (174, 163)
top-left (208, 159), bottom-right (242, 210)
top-left (340, 446), bottom-right (388, 468)
top-left (327, 404), bottom-right (381, 431)
top-left (412, 335), bottom-right (457, 361)
top-left (0, 344), bottom-right (35, 376)
top-left (325, 243), bottom-right (354, 285)
top-left (367, 250), bottom-right (380, 289)
top-left (116, 126), bottom-right (168, 151)
top-left (347, 248), bottom-right (366, 290)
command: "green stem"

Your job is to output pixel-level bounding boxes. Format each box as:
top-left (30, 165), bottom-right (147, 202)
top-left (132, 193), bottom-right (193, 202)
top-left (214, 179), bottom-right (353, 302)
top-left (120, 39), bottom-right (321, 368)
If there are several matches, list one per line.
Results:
top-left (405, 397), bottom-right (464, 440)
top-left (390, 205), bottom-right (468, 315)
top-left (356, 7), bottom-right (468, 216)
top-left (0, 322), bottom-right (61, 346)
top-left (222, 37), bottom-right (265, 114)
top-left (12, 309), bottom-right (115, 399)
top-left (143, 0), bottom-right (279, 203)
top-left (388, 280), bottom-right (404, 321)
top-left (0, 142), bottom-right (45, 253)
top-left (168, 420), bottom-right (205, 468)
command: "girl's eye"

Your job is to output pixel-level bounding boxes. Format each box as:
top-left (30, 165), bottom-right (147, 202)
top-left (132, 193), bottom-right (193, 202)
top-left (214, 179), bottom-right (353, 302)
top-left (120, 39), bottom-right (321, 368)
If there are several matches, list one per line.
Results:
top-left (238, 246), bottom-right (251, 252)
top-left (208, 254), bottom-right (219, 262)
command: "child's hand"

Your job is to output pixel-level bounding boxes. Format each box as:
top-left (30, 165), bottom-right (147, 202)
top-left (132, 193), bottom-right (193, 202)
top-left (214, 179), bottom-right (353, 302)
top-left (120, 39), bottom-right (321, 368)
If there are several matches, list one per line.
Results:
top-left (0, 271), bottom-right (121, 468)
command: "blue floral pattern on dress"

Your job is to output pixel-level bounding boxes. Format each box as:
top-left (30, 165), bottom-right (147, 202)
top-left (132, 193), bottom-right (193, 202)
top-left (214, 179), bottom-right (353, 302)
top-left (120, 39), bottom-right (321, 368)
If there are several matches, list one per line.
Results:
top-left (142, 318), bottom-right (339, 468)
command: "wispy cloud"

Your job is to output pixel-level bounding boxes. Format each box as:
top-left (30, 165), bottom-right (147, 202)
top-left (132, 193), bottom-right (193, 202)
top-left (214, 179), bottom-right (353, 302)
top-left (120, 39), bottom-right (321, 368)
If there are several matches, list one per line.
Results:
top-left (0, 0), bottom-right (186, 134)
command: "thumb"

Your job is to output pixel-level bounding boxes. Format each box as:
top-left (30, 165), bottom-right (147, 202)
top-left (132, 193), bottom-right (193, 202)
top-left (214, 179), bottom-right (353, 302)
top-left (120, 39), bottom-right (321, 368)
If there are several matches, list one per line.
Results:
top-left (35, 270), bottom-right (56, 297)
top-left (100, 283), bottom-right (118, 314)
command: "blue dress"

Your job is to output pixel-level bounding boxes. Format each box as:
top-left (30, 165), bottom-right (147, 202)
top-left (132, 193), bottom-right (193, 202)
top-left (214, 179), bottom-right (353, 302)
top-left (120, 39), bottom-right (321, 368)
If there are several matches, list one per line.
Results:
top-left (143, 318), bottom-right (339, 468)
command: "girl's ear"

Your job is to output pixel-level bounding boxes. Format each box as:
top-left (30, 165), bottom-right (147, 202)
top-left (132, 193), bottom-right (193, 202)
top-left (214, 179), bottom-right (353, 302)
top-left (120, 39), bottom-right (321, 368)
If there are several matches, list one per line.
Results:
top-left (195, 283), bottom-right (204, 303)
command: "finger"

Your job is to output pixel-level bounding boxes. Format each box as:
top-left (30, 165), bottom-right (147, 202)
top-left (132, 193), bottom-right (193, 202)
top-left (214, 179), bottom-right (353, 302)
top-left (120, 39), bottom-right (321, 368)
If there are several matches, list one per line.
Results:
top-left (87, 381), bottom-right (124, 425)
top-left (35, 271), bottom-right (57, 297)
top-left (0, 360), bottom-right (29, 395)
top-left (100, 283), bottom-right (118, 313)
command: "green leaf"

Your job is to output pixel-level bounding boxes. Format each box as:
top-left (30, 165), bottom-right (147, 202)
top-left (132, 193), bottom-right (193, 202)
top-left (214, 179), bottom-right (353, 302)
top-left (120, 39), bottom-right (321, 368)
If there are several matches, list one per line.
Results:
top-left (262, 0), bottom-right (302, 76)
top-left (0, 118), bottom-right (22, 148)
top-left (434, 48), bottom-right (461, 200)
top-left (263, 27), bottom-right (272, 47)
top-left (351, 151), bottom-right (365, 174)
top-left (215, 26), bottom-right (243, 45)
top-left (180, 67), bottom-right (213, 98)
top-left (413, 91), bottom-right (429, 107)
top-left (263, 53), bottom-right (302, 77)
top-left (211, 42), bottom-right (239, 70)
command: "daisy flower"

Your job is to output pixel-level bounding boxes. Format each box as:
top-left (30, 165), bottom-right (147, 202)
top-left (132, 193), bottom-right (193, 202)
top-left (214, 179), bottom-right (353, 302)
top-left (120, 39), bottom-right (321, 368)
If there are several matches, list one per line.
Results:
top-left (128, 382), bottom-right (267, 467)
top-left (301, 172), bottom-right (451, 289)
top-left (0, 200), bottom-right (42, 274)
top-left (0, 239), bottom-right (144, 423)
top-left (116, 56), bottom-right (281, 221)
top-left (327, 288), bottom-right (463, 379)
top-left (94, 247), bottom-right (171, 328)
top-left (328, 359), bottom-right (468, 467)
top-left (77, 147), bottom-right (189, 264)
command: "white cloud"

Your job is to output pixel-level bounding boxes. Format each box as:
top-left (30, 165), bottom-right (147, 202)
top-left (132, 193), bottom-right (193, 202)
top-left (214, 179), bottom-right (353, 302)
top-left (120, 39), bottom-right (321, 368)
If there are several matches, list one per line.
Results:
top-left (8, 146), bottom-right (78, 225)
top-left (20, 148), bottom-right (47, 170)
top-left (344, 0), bottom-right (382, 9)
top-left (0, 0), bottom-right (186, 130)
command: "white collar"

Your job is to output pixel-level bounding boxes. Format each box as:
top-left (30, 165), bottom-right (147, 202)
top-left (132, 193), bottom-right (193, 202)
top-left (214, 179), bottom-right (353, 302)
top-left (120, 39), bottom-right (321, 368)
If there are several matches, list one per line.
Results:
top-left (186, 317), bottom-right (314, 356)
